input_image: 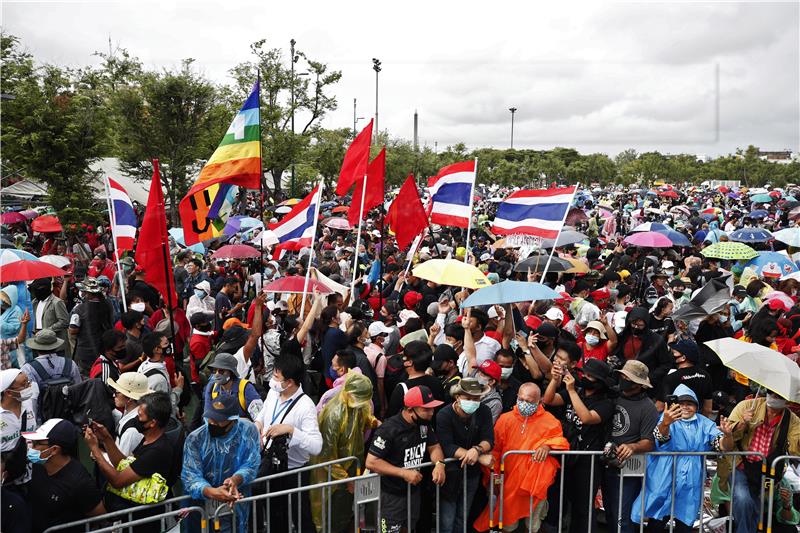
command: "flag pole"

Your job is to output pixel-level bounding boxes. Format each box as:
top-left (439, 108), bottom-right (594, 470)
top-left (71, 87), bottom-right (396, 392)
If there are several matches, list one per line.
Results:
top-left (349, 174), bottom-right (368, 303)
top-left (103, 176), bottom-right (128, 312)
top-left (153, 160), bottom-right (178, 353)
top-left (256, 72), bottom-right (264, 295)
top-left (463, 158), bottom-right (478, 263)
top-left (299, 181), bottom-right (324, 319)
top-left (541, 184), bottom-right (580, 279)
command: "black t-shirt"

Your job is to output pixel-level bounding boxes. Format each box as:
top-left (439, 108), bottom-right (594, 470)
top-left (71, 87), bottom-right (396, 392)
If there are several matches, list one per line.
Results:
top-left (648, 315), bottom-right (675, 340)
top-left (611, 393), bottom-right (659, 446)
top-left (658, 366), bottom-right (714, 404)
top-left (30, 460), bottom-right (102, 533)
top-left (435, 403), bottom-right (494, 463)
top-left (368, 413), bottom-right (439, 495)
top-left (500, 376), bottom-right (522, 413)
top-left (106, 433), bottom-right (178, 512)
top-left (386, 374), bottom-right (445, 418)
top-left (557, 389), bottom-right (614, 451)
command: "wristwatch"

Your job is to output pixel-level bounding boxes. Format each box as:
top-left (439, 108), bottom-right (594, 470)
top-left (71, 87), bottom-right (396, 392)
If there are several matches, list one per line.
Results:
top-left (435, 461), bottom-right (446, 468)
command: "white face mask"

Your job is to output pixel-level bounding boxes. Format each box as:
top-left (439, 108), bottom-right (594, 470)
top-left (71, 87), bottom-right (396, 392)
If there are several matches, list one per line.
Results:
top-left (15, 386), bottom-right (34, 402)
top-left (500, 367), bottom-right (513, 380)
top-left (585, 334), bottom-right (600, 346)
top-left (131, 302), bottom-right (146, 313)
top-left (269, 377), bottom-right (287, 393)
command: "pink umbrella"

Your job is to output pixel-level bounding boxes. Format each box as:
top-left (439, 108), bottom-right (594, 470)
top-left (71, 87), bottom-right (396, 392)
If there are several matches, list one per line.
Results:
top-left (0, 212), bottom-right (26, 225)
top-left (263, 275), bottom-right (332, 295)
top-left (20, 210), bottom-right (39, 219)
top-left (623, 231), bottom-right (674, 248)
top-left (323, 217), bottom-right (353, 231)
top-left (211, 244), bottom-right (260, 259)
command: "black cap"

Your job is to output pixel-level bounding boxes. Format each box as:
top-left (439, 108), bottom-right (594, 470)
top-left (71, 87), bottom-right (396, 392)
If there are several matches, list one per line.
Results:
top-left (203, 394), bottom-right (240, 422)
top-left (582, 358), bottom-right (612, 385)
top-left (189, 312), bottom-right (215, 327)
top-left (669, 339), bottom-right (700, 364)
top-left (430, 344), bottom-right (457, 370)
top-left (536, 322), bottom-right (560, 339)
top-left (733, 285), bottom-right (747, 297)
top-left (669, 278), bottom-right (686, 288)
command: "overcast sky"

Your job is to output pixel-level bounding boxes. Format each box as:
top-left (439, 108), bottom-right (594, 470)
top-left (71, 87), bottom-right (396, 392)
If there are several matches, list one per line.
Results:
top-left (4, 0), bottom-right (798, 158)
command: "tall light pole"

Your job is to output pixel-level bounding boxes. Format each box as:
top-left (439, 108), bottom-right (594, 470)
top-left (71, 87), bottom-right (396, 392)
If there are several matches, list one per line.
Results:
top-left (290, 39), bottom-right (297, 196)
top-left (509, 107), bottom-right (517, 149)
top-left (372, 58), bottom-right (381, 142)
top-left (353, 98), bottom-right (364, 137)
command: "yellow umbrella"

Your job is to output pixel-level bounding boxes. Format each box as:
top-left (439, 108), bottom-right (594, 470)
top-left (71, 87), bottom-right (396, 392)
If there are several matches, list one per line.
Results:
top-left (412, 259), bottom-right (491, 289)
top-left (279, 198), bottom-right (301, 206)
top-left (564, 258), bottom-right (589, 274)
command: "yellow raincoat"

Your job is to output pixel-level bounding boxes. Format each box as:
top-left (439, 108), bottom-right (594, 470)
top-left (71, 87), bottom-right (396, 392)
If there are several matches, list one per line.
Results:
top-left (310, 372), bottom-right (378, 532)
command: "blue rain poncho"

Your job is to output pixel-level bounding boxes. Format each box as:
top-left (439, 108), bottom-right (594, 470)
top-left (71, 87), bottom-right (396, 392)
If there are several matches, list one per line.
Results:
top-left (181, 418), bottom-right (261, 532)
top-left (632, 384), bottom-right (723, 527)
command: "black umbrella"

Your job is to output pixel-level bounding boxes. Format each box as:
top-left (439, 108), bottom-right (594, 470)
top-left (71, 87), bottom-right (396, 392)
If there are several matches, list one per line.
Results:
top-left (514, 253), bottom-right (574, 273)
top-left (672, 274), bottom-right (733, 322)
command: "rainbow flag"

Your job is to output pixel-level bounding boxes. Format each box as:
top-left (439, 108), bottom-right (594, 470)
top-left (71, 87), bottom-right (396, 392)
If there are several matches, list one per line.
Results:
top-left (179, 81), bottom-right (261, 244)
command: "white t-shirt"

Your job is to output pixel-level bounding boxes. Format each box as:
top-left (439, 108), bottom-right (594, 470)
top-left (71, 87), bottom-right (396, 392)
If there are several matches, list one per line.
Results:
top-left (458, 334), bottom-right (501, 376)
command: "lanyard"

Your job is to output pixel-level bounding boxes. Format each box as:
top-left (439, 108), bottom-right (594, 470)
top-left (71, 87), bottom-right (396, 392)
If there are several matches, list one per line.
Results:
top-left (270, 397), bottom-right (292, 425)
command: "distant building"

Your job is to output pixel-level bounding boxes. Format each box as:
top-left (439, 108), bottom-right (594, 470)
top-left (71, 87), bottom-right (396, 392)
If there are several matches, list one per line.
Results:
top-left (756, 150), bottom-right (797, 164)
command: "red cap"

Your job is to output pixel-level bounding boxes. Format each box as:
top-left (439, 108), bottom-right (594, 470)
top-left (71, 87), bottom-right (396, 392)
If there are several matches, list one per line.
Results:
top-left (590, 288), bottom-right (610, 300)
top-left (768, 299), bottom-right (790, 312)
top-left (478, 359), bottom-right (502, 381)
top-left (556, 291), bottom-right (573, 303)
top-left (524, 315), bottom-right (542, 330)
top-left (403, 291), bottom-right (423, 309)
top-left (404, 386), bottom-right (443, 408)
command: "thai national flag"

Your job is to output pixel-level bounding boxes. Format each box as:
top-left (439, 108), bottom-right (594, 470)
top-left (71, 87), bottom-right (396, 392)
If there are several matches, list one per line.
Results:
top-left (270, 184), bottom-right (321, 254)
top-left (427, 160), bottom-right (476, 228)
top-left (107, 177), bottom-right (138, 252)
top-left (491, 186), bottom-right (577, 239)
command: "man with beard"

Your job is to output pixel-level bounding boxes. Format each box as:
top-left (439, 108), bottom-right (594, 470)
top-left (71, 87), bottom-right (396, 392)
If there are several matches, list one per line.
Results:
top-left (366, 385), bottom-right (447, 533)
top-left (182, 394), bottom-right (261, 533)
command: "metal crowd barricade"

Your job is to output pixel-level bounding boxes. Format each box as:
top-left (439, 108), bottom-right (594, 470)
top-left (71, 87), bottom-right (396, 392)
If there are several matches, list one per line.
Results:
top-left (41, 456), bottom-right (360, 533)
top-left (765, 454), bottom-right (800, 533)
top-left (211, 473), bottom-right (382, 533)
top-left (497, 450), bottom-right (765, 533)
top-left (42, 494), bottom-right (197, 533)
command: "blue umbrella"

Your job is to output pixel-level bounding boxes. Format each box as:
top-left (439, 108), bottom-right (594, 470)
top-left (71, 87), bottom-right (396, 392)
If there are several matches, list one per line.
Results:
top-left (749, 210), bottom-right (769, 219)
top-left (656, 229), bottom-right (692, 247)
top-left (460, 280), bottom-right (561, 308)
top-left (745, 252), bottom-right (799, 278)
top-left (727, 192), bottom-right (740, 200)
top-left (0, 248), bottom-right (39, 261)
top-left (168, 228), bottom-right (206, 254)
top-left (223, 216), bottom-right (263, 237)
top-left (700, 213), bottom-right (718, 222)
top-left (729, 228), bottom-right (774, 243)
top-left (632, 222), bottom-right (672, 233)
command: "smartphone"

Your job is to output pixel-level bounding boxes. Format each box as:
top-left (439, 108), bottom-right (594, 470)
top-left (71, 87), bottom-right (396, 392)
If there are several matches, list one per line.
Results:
top-left (666, 395), bottom-right (679, 405)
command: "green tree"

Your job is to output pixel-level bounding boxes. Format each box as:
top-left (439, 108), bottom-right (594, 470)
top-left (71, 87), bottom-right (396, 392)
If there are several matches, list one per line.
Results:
top-left (229, 39), bottom-right (342, 200)
top-left (1, 34), bottom-right (112, 212)
top-left (110, 59), bottom-right (229, 222)
top-left (615, 148), bottom-right (638, 168)
top-left (302, 127), bottom-right (351, 193)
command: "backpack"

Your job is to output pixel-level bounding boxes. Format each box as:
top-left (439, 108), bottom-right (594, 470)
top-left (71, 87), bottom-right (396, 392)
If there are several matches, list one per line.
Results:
top-left (143, 367), bottom-right (171, 391)
top-left (29, 359), bottom-right (73, 423)
top-left (211, 379), bottom-right (250, 418)
top-left (120, 414), bottom-right (185, 450)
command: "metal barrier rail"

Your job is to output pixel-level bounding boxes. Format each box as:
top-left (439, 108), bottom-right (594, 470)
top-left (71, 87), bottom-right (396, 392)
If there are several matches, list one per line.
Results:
top-left (765, 455), bottom-right (800, 533)
top-left (41, 455), bottom-right (360, 533)
top-left (44, 506), bottom-right (206, 533)
top-left (497, 450), bottom-right (765, 533)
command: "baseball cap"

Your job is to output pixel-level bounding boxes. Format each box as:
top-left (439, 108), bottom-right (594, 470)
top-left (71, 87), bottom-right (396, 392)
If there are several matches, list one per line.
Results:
top-left (544, 308), bottom-right (564, 322)
top-left (733, 285), bottom-right (747, 297)
top-left (536, 322), bottom-right (560, 339)
top-left (22, 418), bottom-right (79, 456)
top-left (480, 252), bottom-right (492, 262)
top-left (478, 359), bottom-right (502, 381)
top-left (590, 288), bottom-right (610, 300)
top-left (108, 372), bottom-right (153, 400)
top-left (768, 299), bottom-right (790, 312)
top-left (403, 291), bottom-right (423, 309)
top-left (223, 317), bottom-right (250, 330)
top-left (669, 339), bottom-right (700, 364)
top-left (430, 344), bottom-right (458, 371)
top-left (404, 385), bottom-right (443, 408)
top-left (368, 321), bottom-right (393, 337)
top-left (618, 270), bottom-right (631, 280)
top-left (203, 394), bottom-right (240, 422)
top-left (396, 309), bottom-right (419, 327)
top-left (190, 311), bottom-right (215, 328)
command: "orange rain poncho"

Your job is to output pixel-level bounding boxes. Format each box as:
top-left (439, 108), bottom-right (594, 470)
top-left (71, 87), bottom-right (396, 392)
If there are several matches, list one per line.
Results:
top-left (309, 372), bottom-right (378, 532)
top-left (474, 405), bottom-right (569, 531)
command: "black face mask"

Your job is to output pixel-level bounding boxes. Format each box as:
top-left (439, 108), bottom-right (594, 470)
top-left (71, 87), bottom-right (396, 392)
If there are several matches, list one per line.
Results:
top-left (412, 409), bottom-right (431, 426)
top-left (631, 327), bottom-right (645, 336)
top-left (619, 379), bottom-right (638, 392)
top-left (112, 347), bottom-right (127, 359)
top-left (579, 377), bottom-right (601, 390)
top-left (208, 422), bottom-right (233, 438)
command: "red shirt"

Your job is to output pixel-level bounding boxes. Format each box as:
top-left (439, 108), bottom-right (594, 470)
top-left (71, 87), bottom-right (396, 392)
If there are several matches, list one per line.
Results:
top-left (623, 336), bottom-right (642, 361)
top-left (577, 341), bottom-right (609, 366)
top-left (745, 412), bottom-right (782, 462)
top-left (188, 332), bottom-right (214, 383)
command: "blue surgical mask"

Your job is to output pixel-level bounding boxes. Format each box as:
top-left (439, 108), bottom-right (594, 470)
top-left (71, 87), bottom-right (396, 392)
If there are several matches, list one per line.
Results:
top-left (459, 399), bottom-right (480, 415)
top-left (194, 289), bottom-right (207, 299)
top-left (211, 373), bottom-right (231, 386)
top-left (718, 314), bottom-right (728, 324)
top-left (517, 400), bottom-right (538, 417)
top-left (27, 447), bottom-right (51, 464)
top-left (585, 334), bottom-right (600, 346)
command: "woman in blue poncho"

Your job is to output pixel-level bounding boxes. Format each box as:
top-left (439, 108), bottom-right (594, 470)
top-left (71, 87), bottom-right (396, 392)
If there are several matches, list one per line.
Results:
top-left (632, 384), bottom-right (735, 532)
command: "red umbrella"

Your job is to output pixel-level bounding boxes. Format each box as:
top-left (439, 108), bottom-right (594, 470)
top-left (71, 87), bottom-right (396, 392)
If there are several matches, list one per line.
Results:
top-left (263, 276), bottom-right (332, 295)
top-left (658, 190), bottom-right (679, 199)
top-left (211, 244), bottom-right (260, 259)
top-left (331, 206), bottom-right (349, 214)
top-left (31, 215), bottom-right (62, 233)
top-left (718, 186), bottom-right (730, 193)
top-left (0, 212), bottom-right (26, 225)
top-left (769, 191), bottom-right (782, 199)
top-left (0, 260), bottom-right (66, 282)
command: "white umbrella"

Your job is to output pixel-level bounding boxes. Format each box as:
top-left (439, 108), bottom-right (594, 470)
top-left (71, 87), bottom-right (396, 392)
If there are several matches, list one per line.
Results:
top-left (39, 255), bottom-right (71, 268)
top-left (704, 337), bottom-right (800, 402)
top-left (772, 227), bottom-right (800, 247)
top-left (248, 229), bottom-right (279, 248)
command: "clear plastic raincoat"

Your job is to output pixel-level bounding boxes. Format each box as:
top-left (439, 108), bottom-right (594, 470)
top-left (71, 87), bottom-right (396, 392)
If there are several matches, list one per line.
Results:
top-left (310, 372), bottom-right (377, 532)
top-left (181, 418), bottom-right (261, 532)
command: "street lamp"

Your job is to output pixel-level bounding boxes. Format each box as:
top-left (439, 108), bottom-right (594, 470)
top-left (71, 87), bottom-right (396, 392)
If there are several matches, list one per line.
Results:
top-left (353, 98), bottom-right (365, 138)
top-left (372, 58), bottom-right (381, 142)
top-left (509, 107), bottom-right (517, 149)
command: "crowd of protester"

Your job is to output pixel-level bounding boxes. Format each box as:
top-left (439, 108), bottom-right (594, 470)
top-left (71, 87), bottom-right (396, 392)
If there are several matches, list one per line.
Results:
top-left (1, 183), bottom-right (800, 533)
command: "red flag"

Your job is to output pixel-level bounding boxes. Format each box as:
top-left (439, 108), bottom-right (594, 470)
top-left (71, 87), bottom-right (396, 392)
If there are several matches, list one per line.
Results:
top-left (134, 160), bottom-right (179, 309)
top-left (348, 147), bottom-right (386, 226)
top-left (387, 175), bottom-right (428, 251)
top-left (336, 119), bottom-right (373, 196)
